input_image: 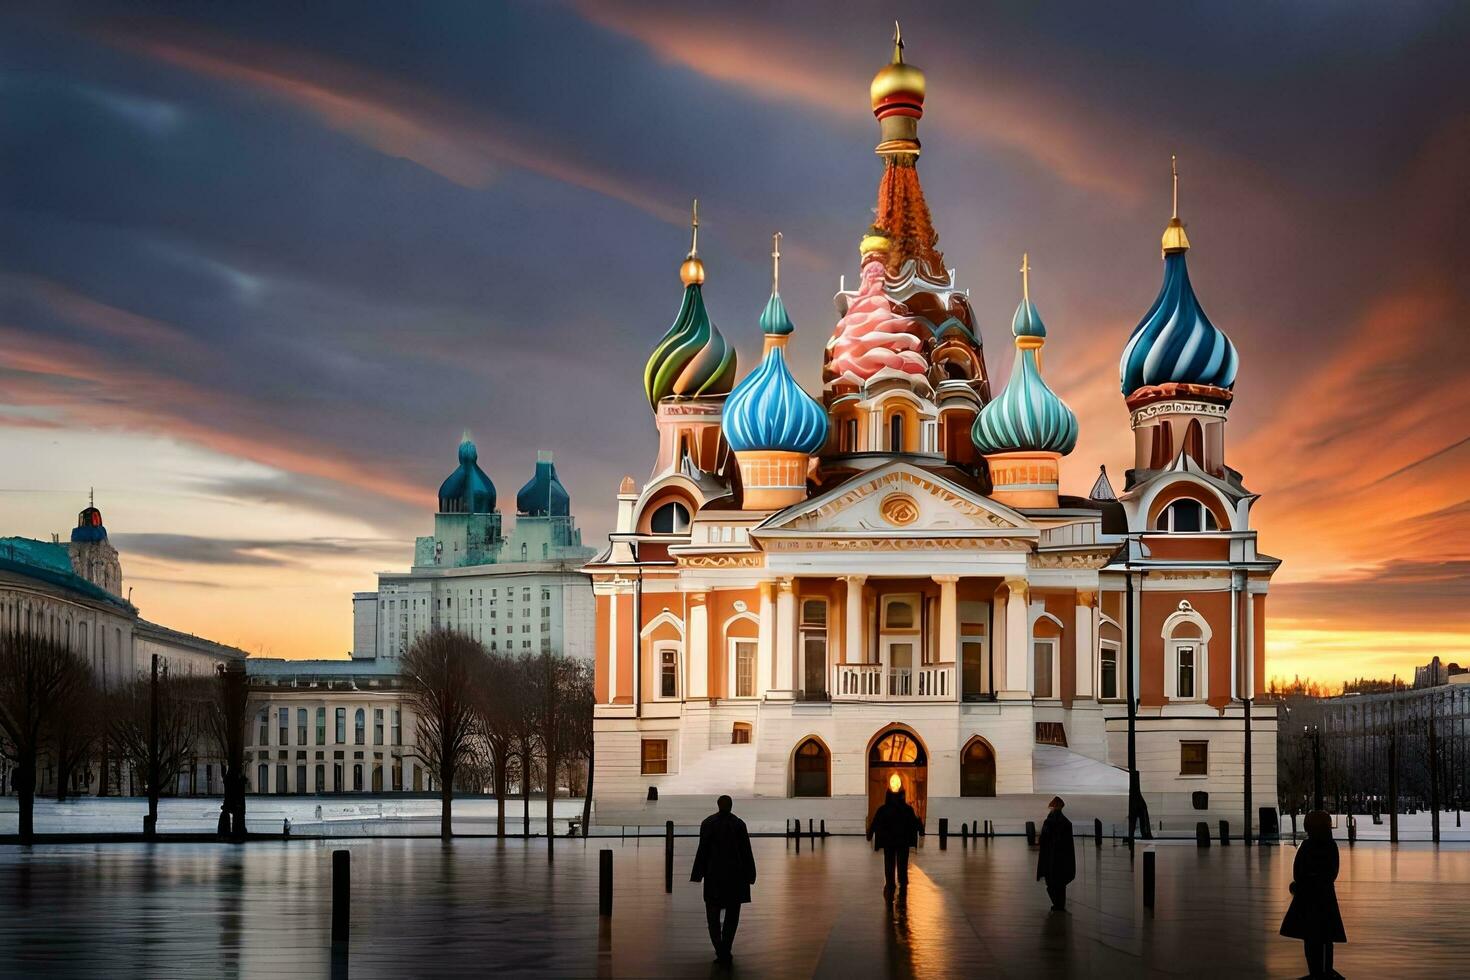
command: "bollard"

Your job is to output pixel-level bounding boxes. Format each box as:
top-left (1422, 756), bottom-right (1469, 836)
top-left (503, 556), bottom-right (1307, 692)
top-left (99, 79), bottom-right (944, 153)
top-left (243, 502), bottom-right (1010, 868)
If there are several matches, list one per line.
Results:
top-left (331, 850), bottom-right (350, 953)
top-left (1195, 822), bottom-right (1210, 848)
top-left (971, 820), bottom-right (978, 839)
top-left (939, 817), bottom-right (949, 850)
top-left (1025, 820), bottom-right (1037, 845)
top-left (961, 822), bottom-right (969, 843)
top-left (1347, 815), bottom-right (1357, 845)
top-left (1219, 820), bottom-right (1230, 845)
top-left (809, 818), bottom-right (815, 841)
top-left (1142, 851), bottom-right (1156, 909)
top-left (664, 821), bottom-right (674, 894)
top-left (820, 819), bottom-right (826, 837)
top-left (1094, 817), bottom-right (1103, 848)
top-left (599, 849), bottom-right (613, 917)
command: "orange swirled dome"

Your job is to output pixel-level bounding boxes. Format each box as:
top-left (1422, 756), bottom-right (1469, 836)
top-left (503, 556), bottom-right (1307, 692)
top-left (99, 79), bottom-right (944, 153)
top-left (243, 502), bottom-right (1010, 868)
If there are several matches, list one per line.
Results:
top-left (827, 256), bottom-right (928, 381)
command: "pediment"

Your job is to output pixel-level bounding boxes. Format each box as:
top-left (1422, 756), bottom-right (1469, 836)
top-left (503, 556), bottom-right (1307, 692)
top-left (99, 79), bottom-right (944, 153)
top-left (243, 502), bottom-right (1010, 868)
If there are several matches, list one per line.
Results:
top-left (756, 463), bottom-right (1034, 537)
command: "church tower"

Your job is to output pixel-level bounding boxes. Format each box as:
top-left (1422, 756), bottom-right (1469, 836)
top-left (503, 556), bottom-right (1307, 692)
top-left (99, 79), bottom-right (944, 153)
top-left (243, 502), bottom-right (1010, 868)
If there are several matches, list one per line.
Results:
top-left (414, 434), bottom-right (502, 568)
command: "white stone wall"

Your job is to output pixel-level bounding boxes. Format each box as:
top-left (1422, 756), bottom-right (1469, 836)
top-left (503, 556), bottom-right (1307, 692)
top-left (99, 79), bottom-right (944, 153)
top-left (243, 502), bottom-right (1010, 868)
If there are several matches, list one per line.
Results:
top-left (245, 691), bottom-right (420, 795)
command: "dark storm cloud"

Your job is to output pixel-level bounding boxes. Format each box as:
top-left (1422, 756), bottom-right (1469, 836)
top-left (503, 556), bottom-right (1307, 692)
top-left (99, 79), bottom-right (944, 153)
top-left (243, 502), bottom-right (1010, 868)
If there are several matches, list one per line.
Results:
top-left (111, 532), bottom-right (402, 567)
top-left (1, 0), bottom-right (1469, 659)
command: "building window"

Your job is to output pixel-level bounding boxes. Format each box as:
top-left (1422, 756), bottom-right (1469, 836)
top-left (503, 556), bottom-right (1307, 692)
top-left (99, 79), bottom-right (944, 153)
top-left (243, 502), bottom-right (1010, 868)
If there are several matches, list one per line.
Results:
top-left (732, 723), bottom-right (752, 745)
top-left (374, 708), bottom-right (384, 745)
top-left (353, 764), bottom-right (364, 791)
top-left (882, 596), bottom-right (916, 630)
top-left (297, 709), bottom-right (308, 746)
top-left (657, 645), bottom-right (679, 699)
top-left (1033, 639), bottom-right (1057, 698)
top-left (1154, 498), bottom-right (1219, 533)
top-left (889, 413), bottom-right (903, 452)
top-left (1035, 722), bottom-right (1068, 747)
top-left (354, 709), bottom-right (366, 745)
top-left (733, 639), bottom-right (756, 698)
top-left (392, 709), bottom-right (402, 746)
top-left (1099, 642), bottom-right (1120, 700)
top-left (257, 709), bottom-right (269, 746)
top-left (1176, 645), bottom-right (1197, 700)
top-left (1180, 741), bottom-right (1209, 776)
top-left (650, 501), bottom-right (691, 534)
top-left (316, 707), bottom-right (326, 745)
top-left (641, 739), bottom-right (668, 775)
top-left (335, 708), bottom-right (346, 743)
top-left (256, 763), bottom-right (268, 793)
top-left (278, 708), bottom-right (290, 746)
top-left (315, 765), bottom-right (325, 793)
top-left (800, 599), bottom-right (828, 697)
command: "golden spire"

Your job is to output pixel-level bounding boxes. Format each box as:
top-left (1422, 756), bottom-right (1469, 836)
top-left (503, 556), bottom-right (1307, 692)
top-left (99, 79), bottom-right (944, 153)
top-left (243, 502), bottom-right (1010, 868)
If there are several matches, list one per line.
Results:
top-left (1161, 155), bottom-right (1191, 255)
top-left (771, 231), bottom-right (782, 294)
top-left (680, 198), bottom-right (706, 285)
top-left (892, 20), bottom-right (904, 64)
top-left (1020, 252), bottom-right (1032, 303)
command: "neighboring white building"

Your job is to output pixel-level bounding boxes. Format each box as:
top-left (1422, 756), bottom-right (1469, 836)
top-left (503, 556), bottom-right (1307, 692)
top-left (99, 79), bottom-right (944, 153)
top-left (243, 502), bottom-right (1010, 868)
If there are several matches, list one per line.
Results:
top-left (351, 443), bottom-right (596, 662)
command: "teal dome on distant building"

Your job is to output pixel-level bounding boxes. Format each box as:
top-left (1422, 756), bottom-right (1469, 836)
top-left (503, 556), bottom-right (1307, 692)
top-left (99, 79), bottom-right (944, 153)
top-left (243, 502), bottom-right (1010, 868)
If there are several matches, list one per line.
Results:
top-left (974, 258), bottom-right (1078, 456)
top-left (438, 435), bottom-right (497, 514)
top-left (516, 453), bottom-right (571, 517)
top-left (723, 257), bottom-right (828, 456)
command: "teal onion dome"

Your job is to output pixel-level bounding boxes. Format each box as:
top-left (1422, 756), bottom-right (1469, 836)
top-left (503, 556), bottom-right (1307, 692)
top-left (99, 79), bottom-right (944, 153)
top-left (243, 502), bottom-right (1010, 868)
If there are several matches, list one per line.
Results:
top-left (438, 436), bottom-right (496, 513)
top-left (723, 293), bottom-right (828, 455)
top-left (973, 293), bottom-right (1078, 456)
top-left (759, 290), bottom-right (794, 336)
top-left (516, 454), bottom-right (570, 517)
top-left (1120, 249), bottom-right (1237, 395)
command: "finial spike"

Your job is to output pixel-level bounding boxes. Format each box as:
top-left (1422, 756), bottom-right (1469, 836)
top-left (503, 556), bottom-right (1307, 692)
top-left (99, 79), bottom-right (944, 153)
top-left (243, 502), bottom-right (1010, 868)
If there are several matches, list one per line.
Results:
top-left (771, 232), bottom-right (782, 294)
top-left (1171, 155), bottom-right (1179, 220)
top-left (1020, 252), bottom-right (1032, 303)
top-left (689, 198), bottom-right (700, 257)
top-left (892, 20), bottom-right (904, 63)
top-left (89, 486), bottom-right (95, 508)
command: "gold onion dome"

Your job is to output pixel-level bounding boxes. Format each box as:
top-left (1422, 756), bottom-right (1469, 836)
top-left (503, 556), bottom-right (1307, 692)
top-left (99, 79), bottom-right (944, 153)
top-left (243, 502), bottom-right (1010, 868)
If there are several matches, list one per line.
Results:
top-left (870, 22), bottom-right (926, 109)
top-left (680, 197), bottom-right (706, 285)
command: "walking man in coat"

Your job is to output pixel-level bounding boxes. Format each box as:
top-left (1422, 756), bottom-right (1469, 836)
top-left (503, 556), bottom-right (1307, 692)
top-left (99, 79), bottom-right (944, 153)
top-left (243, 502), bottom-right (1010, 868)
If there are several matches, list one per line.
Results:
top-left (1280, 810), bottom-right (1347, 978)
top-left (691, 795), bottom-right (757, 965)
top-left (867, 781), bottom-right (923, 897)
top-left (1036, 796), bottom-right (1076, 911)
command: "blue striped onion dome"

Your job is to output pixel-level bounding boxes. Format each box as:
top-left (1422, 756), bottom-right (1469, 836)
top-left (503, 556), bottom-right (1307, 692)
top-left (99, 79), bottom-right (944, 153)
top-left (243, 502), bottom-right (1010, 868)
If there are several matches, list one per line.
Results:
top-left (1120, 248), bottom-right (1237, 394)
top-left (438, 436), bottom-right (496, 513)
top-left (722, 292), bottom-right (828, 455)
top-left (973, 296), bottom-right (1078, 456)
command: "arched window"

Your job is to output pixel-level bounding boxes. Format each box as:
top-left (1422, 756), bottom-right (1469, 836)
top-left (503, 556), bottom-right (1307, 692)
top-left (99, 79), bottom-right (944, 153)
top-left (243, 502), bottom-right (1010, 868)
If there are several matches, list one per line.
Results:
top-left (1183, 420), bottom-right (1204, 465)
top-left (650, 501), bottom-right (691, 534)
top-left (1162, 601), bottom-right (1211, 701)
top-left (960, 738), bottom-right (996, 797)
top-left (1154, 498), bottom-right (1219, 533)
top-left (520, 543), bottom-right (528, 560)
top-left (354, 709), bottom-right (366, 745)
top-left (655, 642), bottom-right (680, 699)
top-left (793, 738), bottom-right (830, 797)
top-left (889, 414), bottom-right (904, 452)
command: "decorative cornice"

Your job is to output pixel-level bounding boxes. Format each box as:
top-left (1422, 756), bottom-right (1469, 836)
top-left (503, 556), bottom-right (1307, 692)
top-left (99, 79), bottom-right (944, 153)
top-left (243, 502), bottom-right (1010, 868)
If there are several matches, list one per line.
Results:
top-left (1128, 398), bottom-right (1230, 428)
top-left (1030, 551), bottom-right (1110, 570)
top-left (677, 554), bottom-right (765, 569)
top-left (764, 537), bottom-right (1028, 553)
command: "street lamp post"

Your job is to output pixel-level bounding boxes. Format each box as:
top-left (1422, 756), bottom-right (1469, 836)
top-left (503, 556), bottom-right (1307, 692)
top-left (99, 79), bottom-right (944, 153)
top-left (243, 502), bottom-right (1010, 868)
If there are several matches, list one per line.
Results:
top-left (1305, 723), bottom-right (1323, 812)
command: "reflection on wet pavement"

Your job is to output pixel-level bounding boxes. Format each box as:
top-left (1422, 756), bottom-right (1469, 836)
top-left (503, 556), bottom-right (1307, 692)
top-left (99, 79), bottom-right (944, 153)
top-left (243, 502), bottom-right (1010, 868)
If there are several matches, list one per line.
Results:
top-left (1, 836), bottom-right (1466, 978)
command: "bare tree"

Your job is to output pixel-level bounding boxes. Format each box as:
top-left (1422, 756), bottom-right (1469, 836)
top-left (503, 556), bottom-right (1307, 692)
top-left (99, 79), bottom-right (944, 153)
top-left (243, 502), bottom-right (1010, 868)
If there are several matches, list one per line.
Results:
top-left (472, 650), bottom-right (519, 838)
top-left (561, 659), bottom-right (595, 838)
top-left (0, 631), bottom-right (92, 840)
top-left (509, 655), bottom-right (541, 839)
top-left (402, 629), bottom-right (482, 840)
top-left (529, 651), bottom-right (582, 860)
top-left (49, 668), bottom-right (104, 802)
top-left (109, 663), bottom-right (204, 836)
top-left (204, 662), bottom-right (253, 840)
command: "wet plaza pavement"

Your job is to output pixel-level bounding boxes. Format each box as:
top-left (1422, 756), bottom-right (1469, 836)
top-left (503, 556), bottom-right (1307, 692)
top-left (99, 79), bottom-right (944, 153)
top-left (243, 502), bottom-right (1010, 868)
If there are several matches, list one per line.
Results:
top-left (1, 835), bottom-right (1466, 978)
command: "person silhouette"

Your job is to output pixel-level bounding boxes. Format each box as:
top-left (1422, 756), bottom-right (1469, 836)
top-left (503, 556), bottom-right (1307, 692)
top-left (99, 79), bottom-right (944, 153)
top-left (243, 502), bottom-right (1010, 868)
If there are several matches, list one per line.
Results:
top-left (1036, 796), bottom-right (1076, 911)
top-left (1280, 809), bottom-right (1346, 978)
top-left (691, 795), bottom-right (756, 965)
top-left (867, 782), bottom-right (923, 896)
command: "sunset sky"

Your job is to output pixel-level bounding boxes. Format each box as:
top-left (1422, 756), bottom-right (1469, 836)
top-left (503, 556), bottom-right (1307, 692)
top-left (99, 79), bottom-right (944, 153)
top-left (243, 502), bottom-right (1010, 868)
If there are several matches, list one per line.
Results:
top-left (2, 2), bottom-right (1467, 684)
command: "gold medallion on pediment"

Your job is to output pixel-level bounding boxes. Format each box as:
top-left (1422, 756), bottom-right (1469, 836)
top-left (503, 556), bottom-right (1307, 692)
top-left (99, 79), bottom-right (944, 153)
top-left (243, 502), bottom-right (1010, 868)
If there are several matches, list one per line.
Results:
top-left (879, 493), bottom-right (920, 526)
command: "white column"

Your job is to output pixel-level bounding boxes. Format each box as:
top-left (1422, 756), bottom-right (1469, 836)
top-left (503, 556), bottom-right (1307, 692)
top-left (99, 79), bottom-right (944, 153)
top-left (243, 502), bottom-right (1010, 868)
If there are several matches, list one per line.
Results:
top-left (1001, 578), bottom-right (1030, 699)
top-left (934, 576), bottom-right (959, 700)
top-left (772, 578), bottom-right (797, 699)
top-left (844, 575), bottom-right (866, 665)
top-left (1243, 582), bottom-right (1255, 700)
top-left (688, 592), bottom-right (709, 699)
top-left (757, 581), bottom-right (774, 698)
top-left (1074, 591), bottom-right (1096, 698)
top-left (606, 591), bottom-right (618, 704)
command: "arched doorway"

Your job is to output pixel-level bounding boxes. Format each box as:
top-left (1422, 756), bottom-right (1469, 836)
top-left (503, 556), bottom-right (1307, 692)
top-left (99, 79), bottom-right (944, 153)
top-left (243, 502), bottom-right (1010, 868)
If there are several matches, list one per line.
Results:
top-left (867, 727), bottom-right (928, 828)
top-left (792, 737), bottom-right (831, 797)
top-left (960, 737), bottom-right (996, 797)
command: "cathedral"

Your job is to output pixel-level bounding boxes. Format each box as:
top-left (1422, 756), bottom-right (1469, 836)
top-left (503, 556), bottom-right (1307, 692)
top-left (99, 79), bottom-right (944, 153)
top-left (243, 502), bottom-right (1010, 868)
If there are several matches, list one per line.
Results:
top-left (587, 32), bottom-right (1278, 832)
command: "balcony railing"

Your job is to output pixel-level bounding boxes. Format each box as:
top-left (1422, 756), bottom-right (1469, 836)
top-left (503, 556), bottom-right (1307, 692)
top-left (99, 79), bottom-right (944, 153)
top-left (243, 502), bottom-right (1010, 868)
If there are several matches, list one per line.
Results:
top-left (832, 662), bottom-right (955, 701)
